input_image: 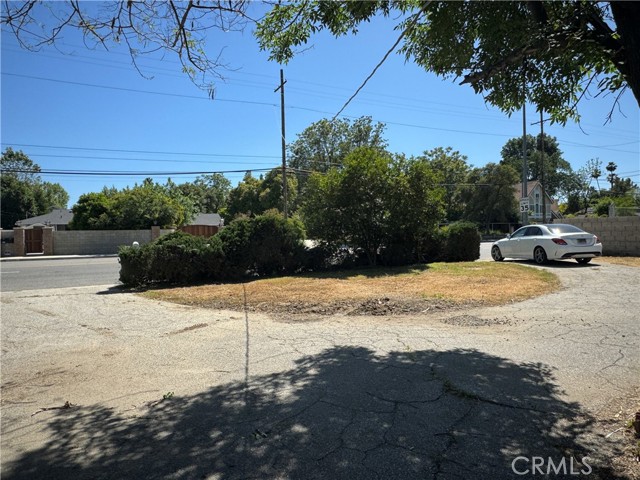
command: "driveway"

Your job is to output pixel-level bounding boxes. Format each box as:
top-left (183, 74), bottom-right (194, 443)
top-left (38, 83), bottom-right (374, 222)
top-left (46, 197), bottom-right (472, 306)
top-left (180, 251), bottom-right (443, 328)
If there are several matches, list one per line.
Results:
top-left (1, 259), bottom-right (638, 479)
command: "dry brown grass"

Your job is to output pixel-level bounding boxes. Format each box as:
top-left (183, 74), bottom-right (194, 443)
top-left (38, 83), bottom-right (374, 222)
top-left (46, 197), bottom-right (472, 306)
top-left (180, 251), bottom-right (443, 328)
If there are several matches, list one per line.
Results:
top-left (597, 257), bottom-right (640, 268)
top-left (143, 262), bottom-right (559, 314)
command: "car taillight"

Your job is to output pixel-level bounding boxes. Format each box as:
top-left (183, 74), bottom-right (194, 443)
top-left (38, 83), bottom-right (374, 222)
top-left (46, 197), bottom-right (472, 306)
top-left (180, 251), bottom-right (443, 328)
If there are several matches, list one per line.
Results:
top-left (595, 236), bottom-right (600, 243)
top-left (552, 238), bottom-right (567, 245)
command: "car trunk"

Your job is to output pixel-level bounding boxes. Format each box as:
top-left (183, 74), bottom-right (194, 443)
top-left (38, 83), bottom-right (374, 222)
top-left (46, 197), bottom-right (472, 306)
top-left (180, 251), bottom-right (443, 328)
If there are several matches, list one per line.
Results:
top-left (559, 233), bottom-right (597, 247)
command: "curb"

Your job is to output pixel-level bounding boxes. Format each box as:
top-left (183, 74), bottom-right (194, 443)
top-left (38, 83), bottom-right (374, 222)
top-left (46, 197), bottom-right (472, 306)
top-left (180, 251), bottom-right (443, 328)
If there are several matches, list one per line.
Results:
top-left (0, 254), bottom-right (119, 263)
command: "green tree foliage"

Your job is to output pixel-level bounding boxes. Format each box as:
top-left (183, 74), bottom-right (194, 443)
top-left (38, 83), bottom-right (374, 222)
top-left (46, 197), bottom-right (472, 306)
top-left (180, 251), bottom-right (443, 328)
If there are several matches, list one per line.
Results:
top-left (226, 170), bottom-right (298, 220)
top-left (385, 155), bottom-right (445, 263)
top-left (288, 116), bottom-right (388, 174)
top-left (288, 116), bottom-right (388, 195)
top-left (257, 1), bottom-right (640, 123)
top-left (258, 169), bottom-right (298, 214)
top-left (500, 134), bottom-right (572, 197)
top-left (1, 148), bottom-right (69, 229)
top-left (417, 147), bottom-right (470, 222)
top-left (302, 147), bottom-right (445, 265)
top-left (173, 174), bottom-right (231, 214)
top-left (5, 2), bottom-right (638, 116)
top-left (226, 172), bottom-right (264, 220)
top-left (70, 180), bottom-right (193, 230)
top-left (461, 163), bottom-right (520, 229)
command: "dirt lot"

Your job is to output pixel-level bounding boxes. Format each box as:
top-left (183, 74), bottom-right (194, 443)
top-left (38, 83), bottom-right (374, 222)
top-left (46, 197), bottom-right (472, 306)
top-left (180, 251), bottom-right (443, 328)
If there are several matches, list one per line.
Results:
top-left (1, 260), bottom-right (639, 479)
top-left (143, 262), bottom-right (559, 317)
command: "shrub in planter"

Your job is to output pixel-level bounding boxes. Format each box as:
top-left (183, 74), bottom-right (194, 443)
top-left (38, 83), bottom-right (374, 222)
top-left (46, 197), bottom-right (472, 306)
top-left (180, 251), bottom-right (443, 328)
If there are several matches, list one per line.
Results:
top-left (442, 221), bottom-right (481, 261)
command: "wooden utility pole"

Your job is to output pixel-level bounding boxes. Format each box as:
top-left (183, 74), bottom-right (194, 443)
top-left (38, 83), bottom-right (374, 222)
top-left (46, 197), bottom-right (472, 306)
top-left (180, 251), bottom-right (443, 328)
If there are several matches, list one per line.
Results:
top-left (540, 109), bottom-right (546, 223)
top-left (522, 92), bottom-right (528, 225)
top-left (275, 69), bottom-right (288, 218)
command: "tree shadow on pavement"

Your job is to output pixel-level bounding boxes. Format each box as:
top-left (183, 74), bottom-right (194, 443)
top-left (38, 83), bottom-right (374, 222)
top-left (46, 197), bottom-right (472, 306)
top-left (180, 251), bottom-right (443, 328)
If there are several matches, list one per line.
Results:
top-left (2, 347), bottom-right (626, 480)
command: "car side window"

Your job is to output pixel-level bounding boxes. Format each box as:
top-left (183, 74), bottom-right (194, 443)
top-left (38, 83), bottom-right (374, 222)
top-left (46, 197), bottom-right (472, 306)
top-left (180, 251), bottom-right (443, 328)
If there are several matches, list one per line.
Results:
top-left (525, 227), bottom-right (542, 236)
top-left (511, 228), bottom-right (526, 238)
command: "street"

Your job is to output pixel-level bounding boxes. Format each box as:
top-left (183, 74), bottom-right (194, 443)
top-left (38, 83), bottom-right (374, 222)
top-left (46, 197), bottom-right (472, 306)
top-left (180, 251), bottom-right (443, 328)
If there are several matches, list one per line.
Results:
top-left (0, 257), bottom-right (121, 292)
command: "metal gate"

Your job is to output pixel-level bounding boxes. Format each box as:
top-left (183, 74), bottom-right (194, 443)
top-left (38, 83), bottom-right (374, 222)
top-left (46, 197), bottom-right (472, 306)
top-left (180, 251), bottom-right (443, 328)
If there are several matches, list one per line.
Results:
top-left (25, 228), bottom-right (43, 254)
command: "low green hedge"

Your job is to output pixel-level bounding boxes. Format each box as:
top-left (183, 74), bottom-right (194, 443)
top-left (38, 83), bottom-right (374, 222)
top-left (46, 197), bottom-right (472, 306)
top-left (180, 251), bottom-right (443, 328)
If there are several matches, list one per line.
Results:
top-left (441, 221), bottom-right (481, 261)
top-left (118, 211), bottom-right (306, 286)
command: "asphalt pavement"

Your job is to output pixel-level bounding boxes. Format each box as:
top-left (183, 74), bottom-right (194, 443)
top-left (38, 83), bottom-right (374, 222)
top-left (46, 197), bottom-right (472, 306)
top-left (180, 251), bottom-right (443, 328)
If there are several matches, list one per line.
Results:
top-left (0, 256), bottom-right (121, 291)
top-left (1, 254), bottom-right (638, 479)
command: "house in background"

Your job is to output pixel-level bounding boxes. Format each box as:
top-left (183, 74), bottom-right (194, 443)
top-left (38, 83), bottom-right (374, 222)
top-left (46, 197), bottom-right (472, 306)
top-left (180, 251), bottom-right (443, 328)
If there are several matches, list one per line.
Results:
top-left (6, 210), bottom-right (226, 256)
top-left (513, 180), bottom-right (561, 221)
top-left (180, 213), bottom-right (224, 237)
top-left (13, 209), bottom-right (224, 234)
top-left (14, 208), bottom-right (74, 231)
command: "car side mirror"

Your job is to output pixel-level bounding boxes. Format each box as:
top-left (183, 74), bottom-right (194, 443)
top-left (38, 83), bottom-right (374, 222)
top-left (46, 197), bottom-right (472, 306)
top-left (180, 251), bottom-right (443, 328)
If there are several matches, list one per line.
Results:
top-left (506, 234), bottom-right (511, 239)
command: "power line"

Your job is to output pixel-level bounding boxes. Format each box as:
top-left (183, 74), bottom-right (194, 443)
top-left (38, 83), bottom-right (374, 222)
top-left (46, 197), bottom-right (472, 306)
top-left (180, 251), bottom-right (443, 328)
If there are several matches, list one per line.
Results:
top-left (21, 154), bottom-right (278, 165)
top-left (2, 72), bottom-right (278, 107)
top-left (1, 167), bottom-right (276, 177)
top-left (6, 72), bottom-right (639, 146)
top-left (1, 142), bottom-right (279, 158)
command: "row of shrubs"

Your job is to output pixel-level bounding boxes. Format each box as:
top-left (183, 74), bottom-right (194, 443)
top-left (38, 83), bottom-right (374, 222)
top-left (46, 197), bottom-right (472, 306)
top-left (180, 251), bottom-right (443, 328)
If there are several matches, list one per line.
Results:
top-left (119, 213), bottom-right (481, 286)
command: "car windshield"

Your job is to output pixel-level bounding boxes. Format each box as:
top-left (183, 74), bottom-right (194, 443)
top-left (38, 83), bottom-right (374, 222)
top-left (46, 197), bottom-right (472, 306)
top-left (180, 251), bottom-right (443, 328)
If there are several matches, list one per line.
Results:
top-left (547, 224), bottom-right (585, 234)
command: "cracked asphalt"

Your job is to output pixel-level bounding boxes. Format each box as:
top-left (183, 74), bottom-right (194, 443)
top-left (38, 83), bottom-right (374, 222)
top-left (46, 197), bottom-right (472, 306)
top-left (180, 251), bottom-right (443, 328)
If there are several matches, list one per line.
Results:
top-left (1, 258), bottom-right (638, 479)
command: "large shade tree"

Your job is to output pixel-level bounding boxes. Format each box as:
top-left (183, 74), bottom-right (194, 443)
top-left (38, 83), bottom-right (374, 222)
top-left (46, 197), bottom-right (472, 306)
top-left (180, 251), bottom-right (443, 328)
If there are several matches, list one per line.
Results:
top-left (256, 1), bottom-right (640, 123)
top-left (288, 116), bottom-right (388, 194)
top-left (6, 2), bottom-right (636, 120)
top-left (500, 134), bottom-right (573, 197)
top-left (461, 163), bottom-right (520, 230)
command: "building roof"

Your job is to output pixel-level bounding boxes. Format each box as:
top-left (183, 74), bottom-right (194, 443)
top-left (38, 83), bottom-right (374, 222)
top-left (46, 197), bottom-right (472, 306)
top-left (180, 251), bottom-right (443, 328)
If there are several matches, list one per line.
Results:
top-left (512, 181), bottom-right (559, 211)
top-left (190, 213), bottom-right (223, 226)
top-left (15, 209), bottom-right (73, 227)
top-left (14, 209), bottom-right (223, 228)
top-left (513, 180), bottom-right (546, 199)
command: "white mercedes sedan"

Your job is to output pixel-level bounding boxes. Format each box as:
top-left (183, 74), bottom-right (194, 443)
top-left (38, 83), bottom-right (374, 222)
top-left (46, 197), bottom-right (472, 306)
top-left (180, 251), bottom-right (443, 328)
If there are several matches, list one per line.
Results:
top-left (491, 224), bottom-right (602, 264)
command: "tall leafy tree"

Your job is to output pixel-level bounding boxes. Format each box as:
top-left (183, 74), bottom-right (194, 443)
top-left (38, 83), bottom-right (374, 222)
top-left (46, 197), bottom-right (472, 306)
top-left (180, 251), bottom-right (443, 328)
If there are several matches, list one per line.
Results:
top-left (226, 172), bottom-right (263, 220)
top-left (461, 163), bottom-right (520, 230)
top-left (70, 180), bottom-right (191, 230)
top-left (256, 1), bottom-right (640, 123)
top-left (225, 169), bottom-right (298, 220)
top-left (175, 174), bottom-right (231, 214)
top-left (288, 116), bottom-right (387, 191)
top-left (418, 147), bottom-right (470, 222)
top-left (258, 169), bottom-right (298, 214)
top-left (5, 2), bottom-right (638, 118)
top-left (387, 155), bottom-right (445, 261)
top-left (500, 134), bottom-right (572, 197)
top-left (1, 148), bottom-right (69, 229)
top-left (302, 147), bottom-right (445, 265)
top-left (302, 147), bottom-right (394, 265)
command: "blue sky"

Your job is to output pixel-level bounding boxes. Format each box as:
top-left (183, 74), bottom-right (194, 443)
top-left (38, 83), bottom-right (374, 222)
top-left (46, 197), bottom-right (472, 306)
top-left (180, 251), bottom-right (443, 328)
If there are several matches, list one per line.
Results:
top-left (2, 5), bottom-right (638, 208)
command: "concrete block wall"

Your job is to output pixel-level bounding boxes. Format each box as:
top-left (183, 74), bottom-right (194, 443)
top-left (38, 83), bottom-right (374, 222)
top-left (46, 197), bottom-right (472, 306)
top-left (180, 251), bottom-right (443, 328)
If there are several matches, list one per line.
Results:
top-left (562, 217), bottom-right (640, 256)
top-left (53, 230), bottom-right (153, 255)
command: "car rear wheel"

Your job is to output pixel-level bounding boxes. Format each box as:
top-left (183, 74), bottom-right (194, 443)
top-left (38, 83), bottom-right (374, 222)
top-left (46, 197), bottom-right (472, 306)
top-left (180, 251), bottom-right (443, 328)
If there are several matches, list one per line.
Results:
top-left (491, 246), bottom-right (504, 262)
top-left (533, 246), bottom-right (548, 265)
top-left (576, 258), bottom-right (592, 264)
